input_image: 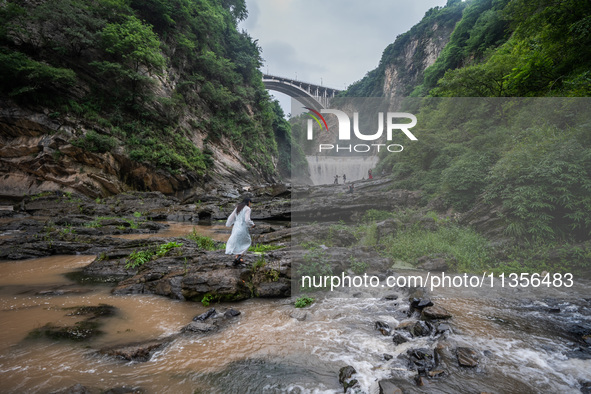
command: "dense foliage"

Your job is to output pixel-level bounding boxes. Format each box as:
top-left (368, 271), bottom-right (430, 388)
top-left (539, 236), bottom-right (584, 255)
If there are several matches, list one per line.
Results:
top-left (0, 0), bottom-right (298, 177)
top-left (429, 0), bottom-right (591, 96)
top-left (378, 99), bottom-right (591, 244)
top-left (335, 0), bottom-right (591, 271)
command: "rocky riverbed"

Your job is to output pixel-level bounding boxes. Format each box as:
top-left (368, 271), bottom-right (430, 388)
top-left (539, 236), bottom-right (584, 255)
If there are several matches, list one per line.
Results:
top-left (1, 181), bottom-right (591, 393)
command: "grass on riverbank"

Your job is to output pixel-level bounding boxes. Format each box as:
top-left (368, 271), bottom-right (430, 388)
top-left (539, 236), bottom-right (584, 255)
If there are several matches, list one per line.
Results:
top-left (316, 209), bottom-right (591, 275)
top-left (184, 230), bottom-right (285, 253)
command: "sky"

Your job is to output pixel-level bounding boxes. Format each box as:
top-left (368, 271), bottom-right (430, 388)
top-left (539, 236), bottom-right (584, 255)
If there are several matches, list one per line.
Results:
top-left (240, 0), bottom-right (449, 116)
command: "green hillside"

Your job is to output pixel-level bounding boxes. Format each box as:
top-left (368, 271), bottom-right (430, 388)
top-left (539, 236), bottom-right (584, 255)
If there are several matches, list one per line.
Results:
top-left (0, 0), bottom-right (298, 185)
top-left (340, 0), bottom-right (591, 271)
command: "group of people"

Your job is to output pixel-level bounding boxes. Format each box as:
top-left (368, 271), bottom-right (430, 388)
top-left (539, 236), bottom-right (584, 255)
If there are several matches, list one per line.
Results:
top-left (333, 173), bottom-right (347, 184)
top-left (333, 168), bottom-right (387, 184)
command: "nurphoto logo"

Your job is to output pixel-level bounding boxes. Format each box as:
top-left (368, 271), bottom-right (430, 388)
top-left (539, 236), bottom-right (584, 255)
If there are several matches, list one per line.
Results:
top-left (306, 108), bottom-right (418, 153)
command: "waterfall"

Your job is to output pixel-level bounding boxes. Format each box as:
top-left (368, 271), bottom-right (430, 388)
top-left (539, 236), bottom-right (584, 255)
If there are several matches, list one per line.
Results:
top-left (305, 155), bottom-right (379, 185)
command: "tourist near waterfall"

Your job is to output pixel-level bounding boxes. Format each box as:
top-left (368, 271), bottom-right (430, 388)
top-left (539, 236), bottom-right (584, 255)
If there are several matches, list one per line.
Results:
top-left (225, 197), bottom-right (256, 264)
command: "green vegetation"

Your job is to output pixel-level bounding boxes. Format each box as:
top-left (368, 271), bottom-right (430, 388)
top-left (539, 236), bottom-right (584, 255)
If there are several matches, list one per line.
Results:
top-left (346, 0), bottom-right (591, 98)
top-left (252, 254), bottom-right (267, 271)
top-left (428, 0), bottom-right (591, 97)
top-left (383, 224), bottom-right (492, 272)
top-left (85, 216), bottom-right (141, 229)
top-left (125, 241), bottom-right (183, 269)
top-left (72, 130), bottom-right (117, 153)
top-left (0, 0), bottom-right (303, 178)
top-left (294, 296), bottom-right (315, 308)
top-left (201, 293), bottom-right (216, 307)
top-left (296, 247), bottom-right (332, 290)
top-left (184, 231), bottom-right (221, 251)
top-left (337, 0), bottom-right (591, 270)
top-left (248, 244), bottom-right (284, 253)
top-left (349, 257), bottom-right (369, 275)
top-left (378, 99), bottom-right (591, 244)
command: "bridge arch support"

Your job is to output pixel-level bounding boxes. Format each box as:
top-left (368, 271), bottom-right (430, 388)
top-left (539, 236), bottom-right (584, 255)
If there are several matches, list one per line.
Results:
top-left (262, 74), bottom-right (340, 112)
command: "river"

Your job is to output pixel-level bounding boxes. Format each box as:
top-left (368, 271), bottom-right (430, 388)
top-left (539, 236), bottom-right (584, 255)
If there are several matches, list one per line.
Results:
top-left (1, 224), bottom-right (590, 393)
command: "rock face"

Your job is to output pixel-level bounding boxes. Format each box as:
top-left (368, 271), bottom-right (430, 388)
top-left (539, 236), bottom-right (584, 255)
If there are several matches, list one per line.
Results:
top-left (292, 179), bottom-right (422, 223)
top-left (0, 189), bottom-right (291, 261)
top-left (343, 2), bottom-right (464, 100)
top-left (382, 20), bottom-right (458, 98)
top-left (0, 96), bottom-right (279, 199)
top-left (416, 255), bottom-right (449, 271)
top-left (456, 347), bottom-right (479, 367)
top-left (82, 246), bottom-right (292, 302)
top-left (0, 107), bottom-right (197, 198)
top-left (378, 380), bottom-right (403, 394)
top-left (99, 340), bottom-right (167, 362)
top-left (421, 306), bottom-right (452, 320)
top-left (459, 200), bottom-right (509, 241)
top-left (338, 365), bottom-right (360, 392)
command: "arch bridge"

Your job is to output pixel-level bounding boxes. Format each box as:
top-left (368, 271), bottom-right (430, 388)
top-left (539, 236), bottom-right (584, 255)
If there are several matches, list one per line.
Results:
top-left (262, 74), bottom-right (341, 111)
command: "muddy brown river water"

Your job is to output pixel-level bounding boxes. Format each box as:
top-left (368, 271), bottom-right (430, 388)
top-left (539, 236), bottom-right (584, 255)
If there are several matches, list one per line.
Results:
top-left (0, 223), bottom-right (590, 393)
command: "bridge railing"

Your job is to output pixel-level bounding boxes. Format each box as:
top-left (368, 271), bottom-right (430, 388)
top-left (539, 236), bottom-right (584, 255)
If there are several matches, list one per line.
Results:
top-left (262, 73), bottom-right (340, 93)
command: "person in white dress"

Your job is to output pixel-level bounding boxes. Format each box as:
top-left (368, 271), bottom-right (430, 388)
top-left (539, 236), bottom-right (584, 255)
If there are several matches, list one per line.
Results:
top-left (225, 197), bottom-right (256, 264)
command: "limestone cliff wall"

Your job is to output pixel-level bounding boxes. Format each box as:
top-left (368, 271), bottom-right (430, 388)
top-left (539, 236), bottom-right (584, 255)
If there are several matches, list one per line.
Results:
top-left (382, 21), bottom-right (456, 98)
top-left (0, 104), bottom-right (264, 199)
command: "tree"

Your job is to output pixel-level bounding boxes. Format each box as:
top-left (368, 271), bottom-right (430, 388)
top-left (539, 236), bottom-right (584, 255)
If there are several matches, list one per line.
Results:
top-left (95, 15), bottom-right (165, 103)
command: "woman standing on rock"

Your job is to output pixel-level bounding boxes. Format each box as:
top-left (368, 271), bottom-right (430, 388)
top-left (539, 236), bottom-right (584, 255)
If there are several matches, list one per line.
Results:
top-left (225, 197), bottom-right (255, 264)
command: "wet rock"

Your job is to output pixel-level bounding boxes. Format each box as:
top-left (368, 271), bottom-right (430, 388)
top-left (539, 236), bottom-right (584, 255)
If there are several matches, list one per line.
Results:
top-left (383, 353), bottom-right (393, 361)
top-left (435, 323), bottom-right (452, 335)
top-left (99, 340), bottom-right (166, 362)
top-left (409, 298), bottom-right (433, 309)
top-left (109, 248), bottom-right (292, 302)
top-left (224, 308), bottom-right (241, 318)
top-left (434, 341), bottom-right (455, 367)
top-left (375, 321), bottom-right (391, 336)
top-left (375, 218), bottom-right (402, 240)
top-left (392, 332), bottom-right (409, 345)
top-left (193, 307), bottom-right (216, 321)
top-left (417, 256), bottom-right (448, 272)
top-left (567, 323), bottom-right (591, 339)
top-left (566, 347), bottom-right (591, 360)
top-left (421, 305), bottom-right (451, 320)
top-left (50, 383), bottom-right (91, 394)
top-left (103, 386), bottom-right (144, 394)
top-left (35, 288), bottom-right (92, 296)
top-left (29, 320), bottom-right (103, 341)
top-left (407, 348), bottom-right (436, 374)
top-left (383, 294), bottom-right (399, 301)
top-left (256, 280), bottom-right (291, 297)
top-left (415, 375), bottom-right (428, 387)
top-left (456, 347), bottom-right (479, 367)
top-left (580, 380), bottom-right (591, 394)
top-left (408, 321), bottom-right (433, 337)
top-left (65, 304), bottom-right (116, 318)
top-left (338, 365), bottom-right (360, 392)
top-left (428, 369), bottom-right (445, 378)
top-left (378, 379), bottom-right (403, 394)
top-left (181, 321), bottom-right (218, 334)
top-left (289, 310), bottom-right (308, 321)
